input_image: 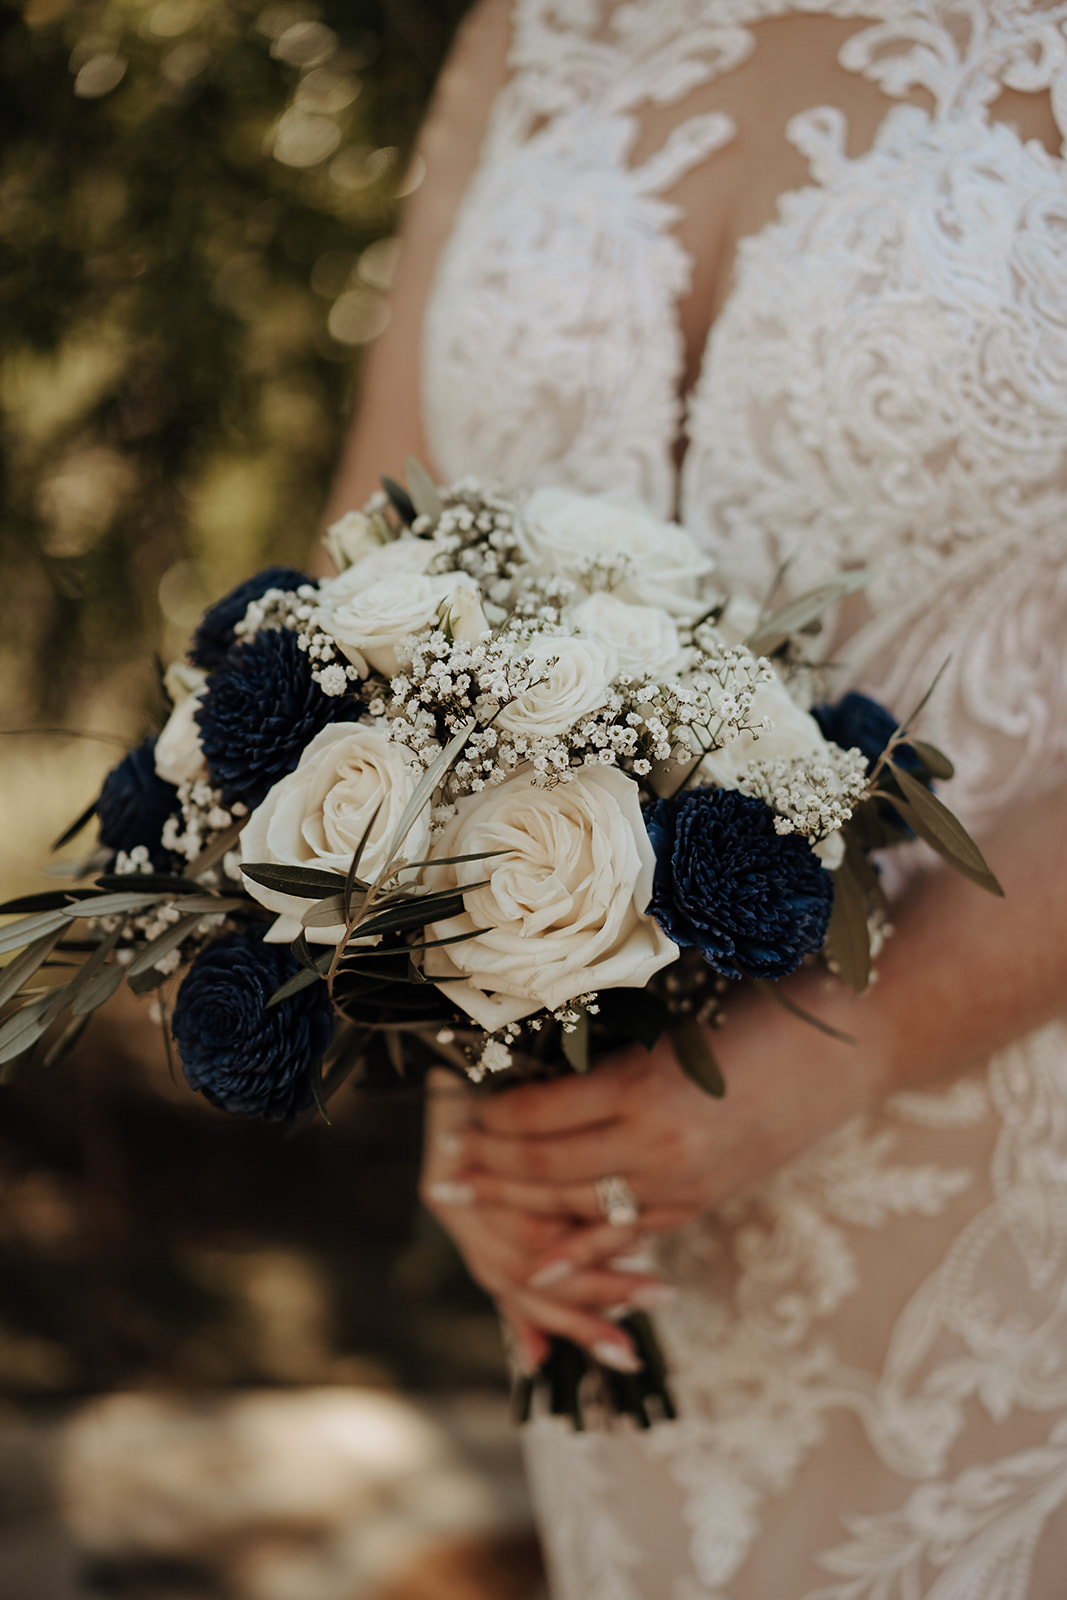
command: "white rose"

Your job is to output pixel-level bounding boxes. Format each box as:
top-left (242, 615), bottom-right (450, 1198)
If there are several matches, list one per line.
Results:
top-left (318, 570), bottom-right (478, 677)
top-left (423, 765), bottom-right (678, 1030)
top-left (570, 592), bottom-right (683, 682)
top-left (239, 722), bottom-right (431, 944)
top-left (316, 534), bottom-right (438, 605)
top-left (155, 667), bottom-right (208, 785)
top-left (323, 509), bottom-right (387, 573)
top-left (517, 487), bottom-right (715, 619)
top-left (443, 582), bottom-right (491, 645)
top-left (698, 671), bottom-right (830, 789)
top-left (496, 634), bottom-right (612, 741)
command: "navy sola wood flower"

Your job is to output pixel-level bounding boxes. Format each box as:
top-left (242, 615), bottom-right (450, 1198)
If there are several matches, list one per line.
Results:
top-left (196, 626), bottom-right (360, 810)
top-left (172, 927), bottom-right (333, 1121)
top-left (96, 736), bottom-right (180, 869)
top-left (646, 787), bottom-right (834, 980)
top-left (190, 567), bottom-right (310, 670)
top-left (813, 691), bottom-right (921, 775)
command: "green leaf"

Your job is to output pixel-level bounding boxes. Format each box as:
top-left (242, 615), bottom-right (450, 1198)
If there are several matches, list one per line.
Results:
top-left (561, 1010), bottom-right (590, 1074)
top-left (0, 910), bottom-right (75, 957)
top-left (0, 995), bottom-right (56, 1068)
top-left (0, 928), bottom-right (65, 1009)
top-left (897, 737), bottom-right (955, 781)
top-left (378, 718), bottom-right (478, 880)
top-left (61, 922), bottom-right (126, 1013)
top-left (669, 1017), bottom-right (725, 1097)
top-left (267, 965), bottom-right (328, 1009)
top-left (0, 889), bottom-right (100, 915)
top-left (746, 570), bottom-right (873, 657)
top-left (884, 762), bottom-right (1004, 895)
top-left (70, 962), bottom-right (125, 1016)
top-left (94, 873), bottom-right (202, 896)
top-left (754, 979), bottom-right (856, 1044)
top-left (184, 819), bottom-right (245, 879)
top-left (404, 456), bottom-right (444, 522)
top-left (895, 658), bottom-right (951, 740)
top-left (301, 894), bottom-right (348, 930)
top-left (63, 891), bottom-right (165, 919)
top-left (308, 1054), bottom-right (331, 1126)
top-left (126, 913), bottom-right (204, 978)
top-left (354, 891), bottom-right (476, 941)
top-left (51, 799), bottom-right (99, 853)
top-left (345, 802), bottom-right (382, 922)
top-left (823, 851), bottom-right (872, 992)
top-left (42, 1011), bottom-right (93, 1069)
top-left (160, 895), bottom-right (244, 916)
top-left (380, 475), bottom-right (416, 525)
top-left (400, 848), bottom-right (508, 872)
top-left (241, 863), bottom-right (348, 899)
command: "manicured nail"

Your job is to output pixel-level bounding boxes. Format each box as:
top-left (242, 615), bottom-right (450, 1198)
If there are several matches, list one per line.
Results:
top-left (608, 1251), bottom-right (655, 1274)
top-left (435, 1131), bottom-right (464, 1158)
top-left (528, 1258), bottom-right (574, 1289)
top-left (592, 1341), bottom-right (642, 1374)
top-left (626, 1283), bottom-right (677, 1310)
top-left (427, 1180), bottom-right (474, 1207)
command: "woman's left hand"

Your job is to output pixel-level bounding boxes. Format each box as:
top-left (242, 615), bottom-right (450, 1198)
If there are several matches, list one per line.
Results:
top-left (451, 990), bottom-right (879, 1283)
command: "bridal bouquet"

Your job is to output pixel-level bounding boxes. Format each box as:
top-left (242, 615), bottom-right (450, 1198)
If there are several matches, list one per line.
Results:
top-left (1, 462), bottom-right (1000, 1426)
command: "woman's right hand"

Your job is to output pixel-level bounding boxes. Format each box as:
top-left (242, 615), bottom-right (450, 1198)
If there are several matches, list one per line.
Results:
top-left (421, 1070), bottom-right (671, 1373)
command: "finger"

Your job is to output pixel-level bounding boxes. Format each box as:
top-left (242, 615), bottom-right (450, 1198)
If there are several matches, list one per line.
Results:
top-left (501, 1288), bottom-right (642, 1373)
top-left (463, 1123), bottom-right (641, 1185)
top-left (526, 1266), bottom-right (675, 1311)
top-left (473, 1060), bottom-right (637, 1138)
top-left (462, 1172), bottom-right (602, 1220)
top-left (525, 1217), bottom-right (687, 1282)
top-left (500, 1310), bottom-right (550, 1376)
top-left (422, 1068), bottom-right (479, 1183)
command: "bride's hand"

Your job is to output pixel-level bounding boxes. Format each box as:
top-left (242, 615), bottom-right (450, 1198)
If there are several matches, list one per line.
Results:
top-left (421, 1070), bottom-right (672, 1372)
top-left (450, 989), bottom-right (882, 1284)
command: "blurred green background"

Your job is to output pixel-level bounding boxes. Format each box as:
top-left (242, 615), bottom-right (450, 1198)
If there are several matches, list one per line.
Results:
top-left (0, 0), bottom-right (506, 1408)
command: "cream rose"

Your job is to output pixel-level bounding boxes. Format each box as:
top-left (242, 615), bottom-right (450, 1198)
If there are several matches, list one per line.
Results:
top-left (317, 533), bottom-right (437, 603)
top-left (570, 592), bottom-right (684, 682)
top-left (423, 766), bottom-right (678, 1030)
top-left (517, 487), bottom-right (715, 619)
top-left (240, 722), bottom-right (431, 944)
top-left (698, 671), bottom-right (831, 789)
top-left (155, 665), bottom-right (208, 785)
top-left (496, 634), bottom-right (612, 741)
top-left (317, 569), bottom-right (479, 677)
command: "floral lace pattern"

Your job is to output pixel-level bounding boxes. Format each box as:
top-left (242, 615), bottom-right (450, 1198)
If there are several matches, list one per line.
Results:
top-left (421, 2), bottom-right (1067, 1594)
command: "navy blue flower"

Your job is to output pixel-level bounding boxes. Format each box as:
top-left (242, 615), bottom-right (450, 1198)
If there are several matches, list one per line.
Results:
top-left (172, 927), bottom-right (333, 1121)
top-left (96, 736), bottom-right (180, 870)
top-left (813, 691), bottom-right (918, 775)
top-left (191, 567), bottom-right (310, 670)
top-left (646, 787), bottom-right (833, 980)
top-left (196, 627), bottom-right (360, 809)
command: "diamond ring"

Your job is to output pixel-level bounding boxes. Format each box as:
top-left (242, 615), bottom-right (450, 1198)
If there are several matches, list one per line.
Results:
top-left (594, 1174), bottom-right (640, 1228)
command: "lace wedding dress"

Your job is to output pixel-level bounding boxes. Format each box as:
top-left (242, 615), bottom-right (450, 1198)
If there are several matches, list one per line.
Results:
top-left (420, 3), bottom-right (1067, 1595)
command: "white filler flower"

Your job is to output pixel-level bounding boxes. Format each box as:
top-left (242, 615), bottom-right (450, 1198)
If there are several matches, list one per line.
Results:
top-left (423, 765), bottom-right (677, 1030)
top-left (240, 722), bottom-right (430, 943)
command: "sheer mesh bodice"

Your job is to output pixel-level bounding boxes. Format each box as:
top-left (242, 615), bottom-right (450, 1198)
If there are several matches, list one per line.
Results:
top-left (420, 4), bottom-right (1067, 1595)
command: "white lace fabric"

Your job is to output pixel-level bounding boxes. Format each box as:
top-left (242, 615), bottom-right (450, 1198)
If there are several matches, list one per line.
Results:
top-left (420, 3), bottom-right (1067, 1595)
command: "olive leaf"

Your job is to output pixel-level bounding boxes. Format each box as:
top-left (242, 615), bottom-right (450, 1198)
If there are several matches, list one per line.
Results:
top-left (51, 798), bottom-right (98, 853)
top-left (823, 850), bottom-right (871, 993)
top-left (0, 994), bottom-right (57, 1070)
top-left (0, 928), bottom-right (65, 1010)
top-left (0, 909), bottom-right (76, 957)
top-left (242, 863), bottom-right (348, 899)
top-left (669, 1017), bottom-right (725, 1098)
top-left (380, 475), bottom-right (416, 525)
top-left (378, 717), bottom-right (477, 878)
top-left (900, 738), bottom-right (955, 781)
top-left (345, 802), bottom-right (382, 922)
top-left (125, 913), bottom-right (206, 979)
top-left (561, 1010), bottom-right (590, 1074)
top-left (884, 762), bottom-right (1004, 895)
top-left (63, 891), bottom-right (166, 919)
top-left (267, 948), bottom-right (333, 1009)
top-left (184, 819), bottom-right (245, 879)
top-left (754, 978), bottom-right (856, 1043)
top-left (404, 456), bottom-right (444, 523)
top-left (746, 570), bottom-right (872, 657)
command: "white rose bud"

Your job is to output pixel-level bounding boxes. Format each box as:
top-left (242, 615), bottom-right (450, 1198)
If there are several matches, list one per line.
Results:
top-left (496, 635), bottom-right (612, 740)
top-left (239, 722), bottom-right (431, 944)
top-left (423, 765), bottom-right (678, 1030)
top-left (517, 487), bottom-right (715, 619)
top-left (443, 582), bottom-right (491, 645)
top-left (155, 667), bottom-right (209, 786)
top-left (323, 509), bottom-right (387, 574)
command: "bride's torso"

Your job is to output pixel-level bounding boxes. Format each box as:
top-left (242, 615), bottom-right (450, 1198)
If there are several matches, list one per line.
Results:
top-left (419, 6), bottom-right (1067, 1595)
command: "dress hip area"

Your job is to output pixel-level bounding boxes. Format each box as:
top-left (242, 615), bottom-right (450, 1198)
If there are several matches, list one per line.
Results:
top-left (419, 4), bottom-right (1067, 1594)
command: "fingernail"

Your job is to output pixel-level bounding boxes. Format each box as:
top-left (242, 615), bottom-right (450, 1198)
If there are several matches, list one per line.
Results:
top-left (435, 1131), bottom-right (464, 1158)
top-left (427, 1180), bottom-right (475, 1207)
top-left (593, 1341), bottom-right (642, 1374)
top-left (608, 1252), bottom-right (655, 1274)
top-left (528, 1259), bottom-right (574, 1289)
top-left (626, 1283), bottom-right (677, 1310)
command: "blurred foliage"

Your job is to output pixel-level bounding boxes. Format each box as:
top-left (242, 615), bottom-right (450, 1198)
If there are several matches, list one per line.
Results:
top-left (0, 0), bottom-right (471, 724)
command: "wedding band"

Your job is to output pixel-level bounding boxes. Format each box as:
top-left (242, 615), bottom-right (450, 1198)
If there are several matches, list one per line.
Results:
top-left (595, 1174), bottom-right (640, 1228)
